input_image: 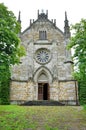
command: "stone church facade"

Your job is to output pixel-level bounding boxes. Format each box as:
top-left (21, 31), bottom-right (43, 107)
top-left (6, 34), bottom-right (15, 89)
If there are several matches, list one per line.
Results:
top-left (10, 10), bottom-right (78, 105)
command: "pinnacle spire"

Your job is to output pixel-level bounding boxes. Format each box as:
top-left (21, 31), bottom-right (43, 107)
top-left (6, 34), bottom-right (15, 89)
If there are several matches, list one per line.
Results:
top-left (64, 11), bottom-right (69, 27)
top-left (65, 11), bottom-right (67, 21)
top-left (18, 11), bottom-right (21, 23)
top-left (64, 11), bottom-right (70, 38)
top-left (17, 11), bottom-right (21, 33)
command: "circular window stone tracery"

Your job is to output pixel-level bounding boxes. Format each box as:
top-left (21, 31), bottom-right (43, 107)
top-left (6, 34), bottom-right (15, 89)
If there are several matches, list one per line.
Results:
top-left (35, 48), bottom-right (51, 64)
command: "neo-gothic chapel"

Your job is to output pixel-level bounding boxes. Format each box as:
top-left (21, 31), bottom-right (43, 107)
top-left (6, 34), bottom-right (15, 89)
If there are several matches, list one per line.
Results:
top-left (10, 10), bottom-right (78, 105)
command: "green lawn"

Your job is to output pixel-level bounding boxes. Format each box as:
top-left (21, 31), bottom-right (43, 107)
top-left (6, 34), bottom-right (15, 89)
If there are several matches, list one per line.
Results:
top-left (0, 105), bottom-right (86, 130)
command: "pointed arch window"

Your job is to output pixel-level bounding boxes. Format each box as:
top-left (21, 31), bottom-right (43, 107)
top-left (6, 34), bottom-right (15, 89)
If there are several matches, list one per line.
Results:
top-left (39, 31), bottom-right (47, 40)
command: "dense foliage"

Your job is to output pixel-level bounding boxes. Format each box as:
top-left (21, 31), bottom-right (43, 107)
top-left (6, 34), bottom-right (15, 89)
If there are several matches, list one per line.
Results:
top-left (78, 82), bottom-right (86, 105)
top-left (68, 19), bottom-right (86, 105)
top-left (0, 64), bottom-right (10, 104)
top-left (0, 3), bottom-right (25, 104)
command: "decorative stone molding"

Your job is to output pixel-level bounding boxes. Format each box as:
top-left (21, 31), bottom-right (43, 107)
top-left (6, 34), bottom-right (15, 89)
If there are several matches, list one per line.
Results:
top-left (33, 66), bottom-right (52, 83)
top-left (35, 48), bottom-right (51, 65)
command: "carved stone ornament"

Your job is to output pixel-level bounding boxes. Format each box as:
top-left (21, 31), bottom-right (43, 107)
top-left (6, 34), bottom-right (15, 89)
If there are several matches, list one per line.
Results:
top-left (35, 48), bottom-right (51, 64)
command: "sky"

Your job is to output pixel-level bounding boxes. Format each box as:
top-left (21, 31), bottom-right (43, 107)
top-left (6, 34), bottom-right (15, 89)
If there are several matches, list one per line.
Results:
top-left (0, 0), bottom-right (86, 32)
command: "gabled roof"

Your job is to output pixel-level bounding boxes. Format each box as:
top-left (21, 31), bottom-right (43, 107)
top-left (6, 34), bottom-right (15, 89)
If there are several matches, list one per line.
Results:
top-left (21, 11), bottom-right (64, 35)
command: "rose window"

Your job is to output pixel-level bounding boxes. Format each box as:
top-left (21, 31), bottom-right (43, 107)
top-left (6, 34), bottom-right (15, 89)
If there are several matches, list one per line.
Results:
top-left (35, 48), bottom-right (51, 64)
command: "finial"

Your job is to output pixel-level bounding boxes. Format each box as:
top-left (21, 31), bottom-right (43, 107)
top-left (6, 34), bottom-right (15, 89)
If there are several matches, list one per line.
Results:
top-left (41, 9), bottom-right (44, 13)
top-left (18, 11), bottom-right (21, 23)
top-left (46, 10), bottom-right (48, 18)
top-left (30, 19), bottom-right (31, 25)
top-left (54, 19), bottom-right (56, 26)
top-left (38, 10), bottom-right (39, 17)
top-left (65, 11), bottom-right (67, 20)
top-left (51, 19), bottom-right (53, 23)
top-left (64, 11), bottom-right (70, 38)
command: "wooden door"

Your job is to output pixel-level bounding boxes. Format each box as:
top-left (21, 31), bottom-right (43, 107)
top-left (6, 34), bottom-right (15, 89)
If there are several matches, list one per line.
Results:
top-left (38, 83), bottom-right (43, 100)
top-left (38, 83), bottom-right (50, 100)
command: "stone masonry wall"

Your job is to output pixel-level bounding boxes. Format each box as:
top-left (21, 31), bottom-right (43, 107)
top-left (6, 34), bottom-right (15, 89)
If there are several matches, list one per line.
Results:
top-left (10, 81), bottom-right (34, 101)
top-left (58, 81), bottom-right (77, 101)
top-left (49, 81), bottom-right (77, 102)
top-left (10, 80), bottom-right (77, 104)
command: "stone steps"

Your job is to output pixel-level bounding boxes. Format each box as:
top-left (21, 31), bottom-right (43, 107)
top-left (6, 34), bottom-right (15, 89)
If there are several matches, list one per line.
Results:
top-left (21, 100), bottom-right (65, 106)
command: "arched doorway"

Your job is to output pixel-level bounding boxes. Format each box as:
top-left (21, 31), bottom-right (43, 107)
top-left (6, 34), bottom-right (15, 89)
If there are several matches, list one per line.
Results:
top-left (38, 83), bottom-right (50, 100)
top-left (33, 67), bottom-right (52, 101)
top-left (38, 72), bottom-right (50, 100)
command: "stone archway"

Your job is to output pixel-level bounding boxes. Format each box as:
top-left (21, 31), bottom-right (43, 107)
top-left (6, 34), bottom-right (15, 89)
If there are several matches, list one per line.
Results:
top-left (33, 66), bottom-right (52, 83)
top-left (33, 67), bottom-right (52, 100)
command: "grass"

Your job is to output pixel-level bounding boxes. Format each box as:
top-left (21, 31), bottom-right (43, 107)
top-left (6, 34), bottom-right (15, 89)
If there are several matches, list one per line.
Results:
top-left (0, 105), bottom-right (86, 130)
top-left (83, 105), bottom-right (86, 110)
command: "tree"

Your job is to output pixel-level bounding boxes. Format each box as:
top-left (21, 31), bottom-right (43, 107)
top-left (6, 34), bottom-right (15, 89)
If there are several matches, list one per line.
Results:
top-left (68, 19), bottom-right (86, 104)
top-left (0, 3), bottom-right (25, 104)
